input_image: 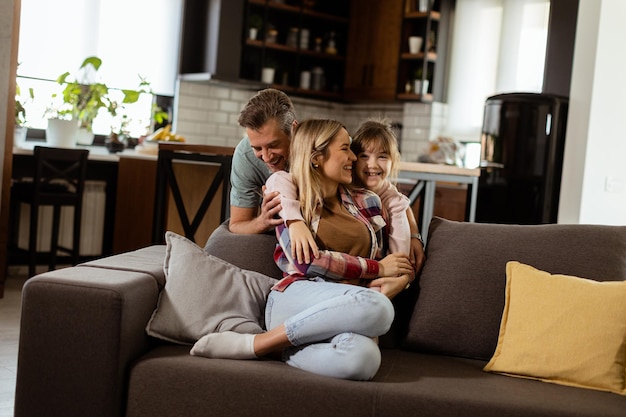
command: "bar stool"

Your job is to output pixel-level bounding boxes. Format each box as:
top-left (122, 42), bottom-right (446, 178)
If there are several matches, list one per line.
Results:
top-left (152, 142), bottom-right (234, 245)
top-left (10, 146), bottom-right (89, 277)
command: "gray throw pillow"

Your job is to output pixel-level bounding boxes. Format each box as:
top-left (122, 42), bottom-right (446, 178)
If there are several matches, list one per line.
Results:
top-left (146, 231), bottom-right (277, 345)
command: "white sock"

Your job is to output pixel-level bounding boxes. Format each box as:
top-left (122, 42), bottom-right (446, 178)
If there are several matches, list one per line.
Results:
top-left (190, 331), bottom-right (257, 359)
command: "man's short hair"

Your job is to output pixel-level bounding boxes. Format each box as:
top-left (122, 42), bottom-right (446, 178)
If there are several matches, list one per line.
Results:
top-left (238, 89), bottom-right (297, 138)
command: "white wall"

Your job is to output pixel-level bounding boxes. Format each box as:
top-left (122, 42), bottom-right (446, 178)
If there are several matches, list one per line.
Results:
top-left (558, 0), bottom-right (626, 225)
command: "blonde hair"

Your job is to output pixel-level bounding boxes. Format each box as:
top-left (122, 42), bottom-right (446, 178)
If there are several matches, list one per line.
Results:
top-left (351, 117), bottom-right (401, 182)
top-left (289, 119), bottom-right (346, 226)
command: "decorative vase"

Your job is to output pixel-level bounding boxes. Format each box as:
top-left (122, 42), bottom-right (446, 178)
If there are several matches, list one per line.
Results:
top-left (75, 127), bottom-right (95, 146)
top-left (46, 119), bottom-right (78, 148)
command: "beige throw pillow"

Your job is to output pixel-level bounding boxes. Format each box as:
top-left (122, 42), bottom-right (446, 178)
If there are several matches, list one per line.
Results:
top-left (146, 231), bottom-right (277, 344)
top-left (483, 261), bottom-right (626, 395)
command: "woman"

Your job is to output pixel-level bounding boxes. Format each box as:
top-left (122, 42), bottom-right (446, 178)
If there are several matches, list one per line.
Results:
top-left (191, 120), bottom-right (413, 380)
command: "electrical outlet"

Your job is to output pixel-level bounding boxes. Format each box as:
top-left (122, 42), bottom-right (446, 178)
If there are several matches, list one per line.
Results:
top-left (605, 176), bottom-right (624, 193)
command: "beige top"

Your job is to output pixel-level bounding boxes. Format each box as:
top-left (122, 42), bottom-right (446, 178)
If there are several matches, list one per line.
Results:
top-left (316, 195), bottom-right (371, 258)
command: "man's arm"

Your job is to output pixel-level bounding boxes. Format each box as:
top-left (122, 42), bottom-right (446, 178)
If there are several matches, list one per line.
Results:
top-left (228, 191), bottom-right (283, 234)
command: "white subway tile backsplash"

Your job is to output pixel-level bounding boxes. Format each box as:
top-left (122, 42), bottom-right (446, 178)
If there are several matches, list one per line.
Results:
top-left (174, 81), bottom-right (448, 159)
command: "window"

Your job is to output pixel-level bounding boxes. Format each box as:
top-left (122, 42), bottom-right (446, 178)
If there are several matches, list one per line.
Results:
top-left (17, 0), bottom-right (183, 137)
top-left (444, 0), bottom-right (550, 145)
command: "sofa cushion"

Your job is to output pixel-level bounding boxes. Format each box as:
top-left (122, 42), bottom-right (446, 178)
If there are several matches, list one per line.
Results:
top-left (127, 345), bottom-right (626, 417)
top-left (146, 232), bottom-right (277, 344)
top-left (483, 261), bottom-right (626, 395)
top-left (204, 223), bottom-right (283, 279)
top-left (404, 217), bottom-right (626, 360)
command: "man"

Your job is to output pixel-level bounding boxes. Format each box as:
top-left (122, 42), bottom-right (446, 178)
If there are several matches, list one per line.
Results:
top-left (229, 89), bottom-right (297, 234)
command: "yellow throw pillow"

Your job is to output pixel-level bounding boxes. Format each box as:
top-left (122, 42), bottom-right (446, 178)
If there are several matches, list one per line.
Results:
top-left (484, 261), bottom-right (626, 395)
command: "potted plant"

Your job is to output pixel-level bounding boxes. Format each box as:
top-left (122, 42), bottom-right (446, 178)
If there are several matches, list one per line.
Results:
top-left (14, 78), bottom-right (34, 147)
top-left (54, 56), bottom-right (142, 145)
top-left (106, 75), bottom-right (169, 152)
top-left (413, 67), bottom-right (429, 95)
top-left (248, 14), bottom-right (263, 40)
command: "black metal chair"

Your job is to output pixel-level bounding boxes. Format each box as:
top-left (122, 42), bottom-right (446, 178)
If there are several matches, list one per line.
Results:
top-left (151, 143), bottom-right (234, 245)
top-left (10, 146), bottom-right (89, 277)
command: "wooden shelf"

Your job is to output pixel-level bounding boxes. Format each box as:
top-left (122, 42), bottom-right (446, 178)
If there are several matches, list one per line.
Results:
top-left (405, 11), bottom-right (441, 20)
top-left (250, 0), bottom-right (348, 23)
top-left (397, 92), bottom-right (433, 102)
top-left (400, 52), bottom-right (438, 61)
top-left (246, 39), bottom-right (345, 61)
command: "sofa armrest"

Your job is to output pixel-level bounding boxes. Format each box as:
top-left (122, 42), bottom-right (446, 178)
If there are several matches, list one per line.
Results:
top-left (14, 266), bottom-right (160, 417)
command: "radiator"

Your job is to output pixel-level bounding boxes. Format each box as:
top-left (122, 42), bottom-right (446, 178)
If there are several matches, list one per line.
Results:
top-left (16, 181), bottom-right (107, 256)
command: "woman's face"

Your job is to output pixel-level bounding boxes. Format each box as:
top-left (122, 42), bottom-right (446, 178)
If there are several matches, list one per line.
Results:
top-left (354, 143), bottom-right (391, 193)
top-left (317, 128), bottom-right (356, 191)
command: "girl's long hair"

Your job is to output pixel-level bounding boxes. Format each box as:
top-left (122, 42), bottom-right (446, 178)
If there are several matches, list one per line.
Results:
top-left (351, 117), bottom-right (401, 183)
top-left (289, 119), bottom-right (345, 226)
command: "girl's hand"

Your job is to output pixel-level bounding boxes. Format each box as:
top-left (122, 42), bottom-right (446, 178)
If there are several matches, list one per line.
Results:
top-left (369, 274), bottom-right (411, 300)
top-left (287, 220), bottom-right (319, 264)
top-left (378, 253), bottom-right (413, 277)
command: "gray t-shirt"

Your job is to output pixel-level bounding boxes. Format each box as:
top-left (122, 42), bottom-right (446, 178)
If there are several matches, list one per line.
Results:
top-left (230, 136), bottom-right (271, 208)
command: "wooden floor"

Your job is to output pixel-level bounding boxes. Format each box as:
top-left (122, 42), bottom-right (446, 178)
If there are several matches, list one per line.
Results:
top-left (0, 272), bottom-right (26, 417)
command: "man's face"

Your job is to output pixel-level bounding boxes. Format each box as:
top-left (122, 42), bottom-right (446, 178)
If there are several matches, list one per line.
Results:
top-left (247, 118), bottom-right (291, 173)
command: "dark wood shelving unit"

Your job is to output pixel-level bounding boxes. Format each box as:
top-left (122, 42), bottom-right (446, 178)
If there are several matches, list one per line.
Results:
top-left (397, 0), bottom-right (454, 102)
top-left (242, 0), bottom-right (349, 98)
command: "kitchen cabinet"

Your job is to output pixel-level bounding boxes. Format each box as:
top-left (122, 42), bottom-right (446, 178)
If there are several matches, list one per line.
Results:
top-left (241, 0), bottom-right (350, 99)
top-left (343, 0), bottom-right (404, 102)
top-left (396, 0), bottom-right (455, 102)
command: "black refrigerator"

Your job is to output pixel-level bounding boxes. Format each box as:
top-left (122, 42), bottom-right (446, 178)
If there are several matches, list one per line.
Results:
top-left (476, 92), bottom-right (569, 224)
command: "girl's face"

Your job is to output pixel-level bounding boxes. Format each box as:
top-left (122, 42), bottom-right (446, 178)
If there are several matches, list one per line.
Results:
top-left (317, 128), bottom-right (356, 194)
top-left (354, 143), bottom-right (391, 193)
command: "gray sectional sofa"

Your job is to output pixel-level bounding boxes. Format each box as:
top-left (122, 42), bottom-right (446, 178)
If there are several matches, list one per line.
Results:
top-left (14, 217), bottom-right (626, 417)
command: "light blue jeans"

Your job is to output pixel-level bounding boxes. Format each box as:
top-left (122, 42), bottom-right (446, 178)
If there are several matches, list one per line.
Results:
top-left (265, 278), bottom-right (394, 380)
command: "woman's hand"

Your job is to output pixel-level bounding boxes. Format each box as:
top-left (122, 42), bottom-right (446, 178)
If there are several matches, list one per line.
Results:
top-left (369, 274), bottom-right (411, 299)
top-left (378, 253), bottom-right (413, 277)
top-left (287, 220), bottom-right (319, 264)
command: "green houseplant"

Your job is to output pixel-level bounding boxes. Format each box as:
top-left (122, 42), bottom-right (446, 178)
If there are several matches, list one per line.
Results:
top-left (53, 56), bottom-right (144, 145)
top-left (14, 80), bottom-right (34, 147)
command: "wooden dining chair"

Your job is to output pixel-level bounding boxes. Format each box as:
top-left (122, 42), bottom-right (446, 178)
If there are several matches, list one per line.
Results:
top-left (9, 146), bottom-right (89, 277)
top-left (151, 143), bottom-right (234, 245)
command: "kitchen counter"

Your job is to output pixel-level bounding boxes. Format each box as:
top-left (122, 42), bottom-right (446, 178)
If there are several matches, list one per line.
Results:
top-left (13, 142), bottom-right (158, 161)
top-left (398, 161), bottom-right (481, 242)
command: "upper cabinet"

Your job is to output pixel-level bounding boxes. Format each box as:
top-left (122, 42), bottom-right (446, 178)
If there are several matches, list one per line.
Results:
top-left (179, 0), bottom-right (455, 103)
top-left (343, 0), bottom-right (404, 102)
top-left (241, 0), bottom-right (350, 100)
top-left (396, 0), bottom-right (455, 102)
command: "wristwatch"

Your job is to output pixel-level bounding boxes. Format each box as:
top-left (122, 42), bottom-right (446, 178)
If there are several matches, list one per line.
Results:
top-left (411, 233), bottom-right (424, 248)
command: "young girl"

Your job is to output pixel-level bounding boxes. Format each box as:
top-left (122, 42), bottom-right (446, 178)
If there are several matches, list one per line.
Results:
top-left (191, 120), bottom-right (413, 380)
top-left (282, 117), bottom-right (424, 279)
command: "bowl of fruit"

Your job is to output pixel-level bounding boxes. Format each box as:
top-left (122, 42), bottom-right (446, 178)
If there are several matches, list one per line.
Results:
top-left (136, 124), bottom-right (185, 155)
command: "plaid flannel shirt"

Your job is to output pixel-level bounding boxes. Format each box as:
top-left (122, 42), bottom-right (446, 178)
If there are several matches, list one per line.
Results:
top-left (272, 184), bottom-right (387, 291)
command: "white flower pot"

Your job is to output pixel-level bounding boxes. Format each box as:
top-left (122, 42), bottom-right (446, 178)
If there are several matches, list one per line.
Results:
top-left (261, 67), bottom-right (275, 84)
top-left (46, 119), bottom-right (78, 148)
top-left (14, 125), bottom-right (28, 148)
top-left (75, 127), bottom-right (95, 146)
top-left (249, 28), bottom-right (258, 40)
